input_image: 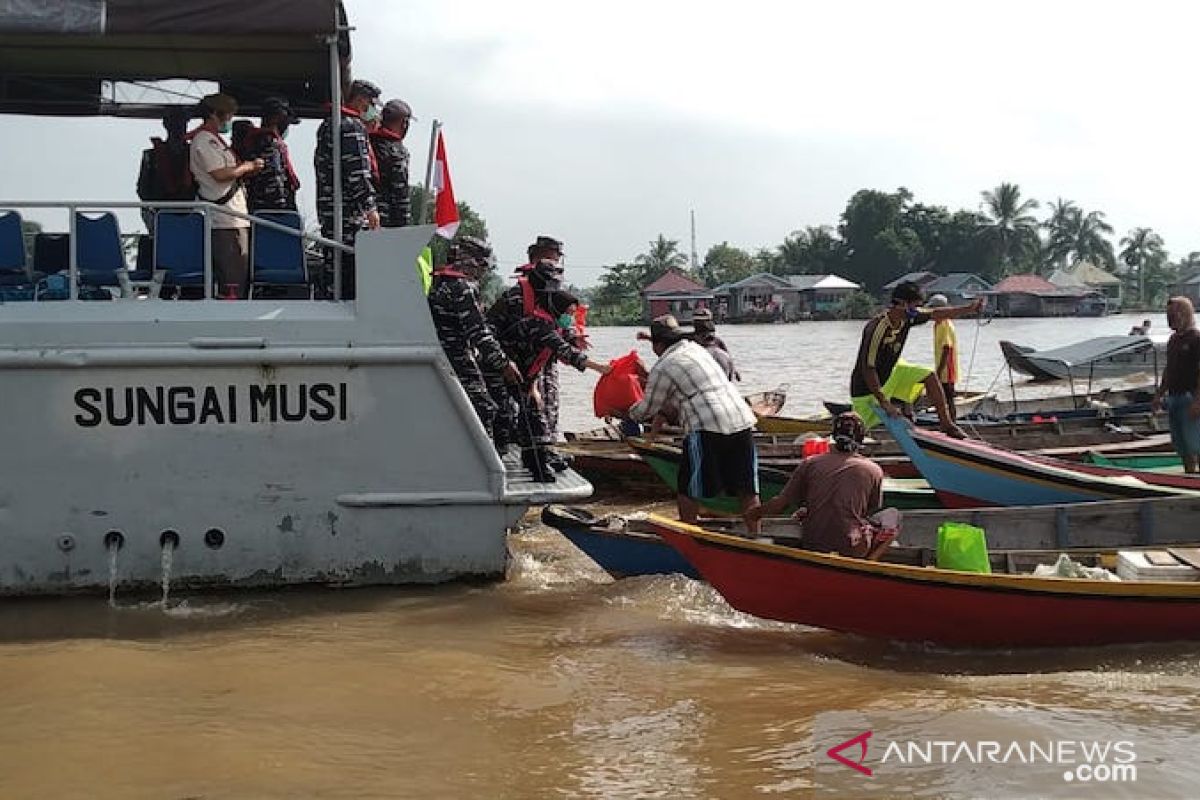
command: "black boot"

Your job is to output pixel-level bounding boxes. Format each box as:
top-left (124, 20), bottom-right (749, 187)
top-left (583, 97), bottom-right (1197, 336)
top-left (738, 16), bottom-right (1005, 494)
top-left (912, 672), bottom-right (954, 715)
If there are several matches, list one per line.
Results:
top-left (522, 447), bottom-right (556, 482)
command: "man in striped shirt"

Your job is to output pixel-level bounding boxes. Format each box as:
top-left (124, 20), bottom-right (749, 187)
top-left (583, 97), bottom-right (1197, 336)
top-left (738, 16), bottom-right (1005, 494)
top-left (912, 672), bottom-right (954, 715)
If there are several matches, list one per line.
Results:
top-left (850, 281), bottom-right (982, 438)
top-left (629, 315), bottom-right (762, 532)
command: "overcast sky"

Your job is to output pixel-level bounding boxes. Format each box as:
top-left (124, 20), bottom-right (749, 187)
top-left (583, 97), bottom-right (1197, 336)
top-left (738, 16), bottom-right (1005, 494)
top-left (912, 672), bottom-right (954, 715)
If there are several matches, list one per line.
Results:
top-left (2, 0), bottom-right (1198, 286)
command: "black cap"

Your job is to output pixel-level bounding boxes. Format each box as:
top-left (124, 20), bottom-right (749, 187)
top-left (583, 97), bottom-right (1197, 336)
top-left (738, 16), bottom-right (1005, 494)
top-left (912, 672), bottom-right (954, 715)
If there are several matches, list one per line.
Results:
top-left (382, 99), bottom-right (416, 123)
top-left (531, 235), bottom-right (564, 253)
top-left (891, 280), bottom-right (924, 304)
top-left (261, 96), bottom-right (299, 124)
top-left (543, 290), bottom-right (579, 316)
top-left (348, 79), bottom-right (382, 100)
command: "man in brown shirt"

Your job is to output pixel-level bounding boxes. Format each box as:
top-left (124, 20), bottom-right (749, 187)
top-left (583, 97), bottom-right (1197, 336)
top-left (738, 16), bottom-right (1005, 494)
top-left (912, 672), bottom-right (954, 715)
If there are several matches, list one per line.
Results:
top-left (747, 412), bottom-right (884, 557)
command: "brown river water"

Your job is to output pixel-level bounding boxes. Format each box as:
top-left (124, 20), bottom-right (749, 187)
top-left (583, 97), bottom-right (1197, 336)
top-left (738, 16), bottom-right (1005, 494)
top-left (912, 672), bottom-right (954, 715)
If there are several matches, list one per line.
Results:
top-left (3, 313), bottom-right (1199, 799)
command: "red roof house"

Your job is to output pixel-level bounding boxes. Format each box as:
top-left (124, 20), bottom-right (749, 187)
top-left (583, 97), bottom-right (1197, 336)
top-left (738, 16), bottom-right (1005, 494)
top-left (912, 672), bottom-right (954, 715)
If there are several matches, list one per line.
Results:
top-left (641, 270), bottom-right (713, 322)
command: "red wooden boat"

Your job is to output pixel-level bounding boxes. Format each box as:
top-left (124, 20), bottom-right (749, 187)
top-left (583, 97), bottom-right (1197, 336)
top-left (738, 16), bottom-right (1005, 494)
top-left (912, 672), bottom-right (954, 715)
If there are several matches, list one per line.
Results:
top-left (649, 515), bottom-right (1200, 648)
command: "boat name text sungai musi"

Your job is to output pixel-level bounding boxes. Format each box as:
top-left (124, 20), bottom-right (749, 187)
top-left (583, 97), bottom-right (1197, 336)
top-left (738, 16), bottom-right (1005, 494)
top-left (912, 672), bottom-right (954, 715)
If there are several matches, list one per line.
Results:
top-left (73, 383), bottom-right (349, 427)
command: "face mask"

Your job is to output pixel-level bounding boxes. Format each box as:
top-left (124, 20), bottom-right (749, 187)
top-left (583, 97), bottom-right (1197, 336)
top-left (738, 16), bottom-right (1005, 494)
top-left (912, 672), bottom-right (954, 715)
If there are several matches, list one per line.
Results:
top-left (279, 125), bottom-right (290, 140)
top-left (557, 313), bottom-right (575, 330)
top-left (905, 306), bottom-right (921, 321)
top-left (362, 104), bottom-right (380, 123)
top-left (218, 120), bottom-right (232, 135)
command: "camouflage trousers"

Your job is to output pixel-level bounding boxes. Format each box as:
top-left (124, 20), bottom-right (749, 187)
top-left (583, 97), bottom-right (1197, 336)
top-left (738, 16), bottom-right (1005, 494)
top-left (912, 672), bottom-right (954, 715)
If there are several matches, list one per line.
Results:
top-left (445, 347), bottom-right (498, 442)
top-left (539, 361), bottom-right (560, 441)
top-left (316, 221), bottom-right (366, 299)
top-left (484, 368), bottom-right (517, 450)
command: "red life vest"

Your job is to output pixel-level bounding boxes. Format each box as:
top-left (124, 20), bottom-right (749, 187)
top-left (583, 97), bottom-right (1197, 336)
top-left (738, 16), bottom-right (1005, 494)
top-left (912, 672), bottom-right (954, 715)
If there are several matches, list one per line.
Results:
top-left (518, 277), bottom-right (559, 379)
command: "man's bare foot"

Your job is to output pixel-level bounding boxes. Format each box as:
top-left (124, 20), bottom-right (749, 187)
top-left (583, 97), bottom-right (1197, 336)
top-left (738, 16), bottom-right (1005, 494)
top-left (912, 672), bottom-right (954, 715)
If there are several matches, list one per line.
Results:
top-left (941, 423), bottom-right (968, 440)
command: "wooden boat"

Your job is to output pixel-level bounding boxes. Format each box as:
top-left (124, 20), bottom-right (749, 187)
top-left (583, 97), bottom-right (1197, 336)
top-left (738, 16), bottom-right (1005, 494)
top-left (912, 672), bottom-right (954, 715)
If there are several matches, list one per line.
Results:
top-left (880, 414), bottom-right (1199, 507)
top-left (972, 384), bottom-right (1157, 419)
top-left (649, 515), bottom-right (1200, 648)
top-left (1000, 335), bottom-right (1166, 383)
top-left (626, 438), bottom-right (941, 512)
top-left (544, 491), bottom-right (1200, 580)
top-left (1000, 340), bottom-right (1059, 382)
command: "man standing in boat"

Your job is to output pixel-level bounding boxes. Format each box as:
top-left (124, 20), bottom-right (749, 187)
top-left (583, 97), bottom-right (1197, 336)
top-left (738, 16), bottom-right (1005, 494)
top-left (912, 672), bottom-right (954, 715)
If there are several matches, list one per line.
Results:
top-left (369, 99), bottom-right (414, 227)
top-left (513, 236), bottom-right (569, 442)
top-left (747, 412), bottom-right (887, 558)
top-left (243, 96), bottom-right (301, 212)
top-left (925, 293), bottom-right (959, 419)
top-left (428, 236), bottom-right (520, 449)
top-left (488, 263), bottom-right (610, 480)
top-left (628, 315), bottom-right (762, 534)
top-left (189, 93), bottom-right (264, 299)
top-left (1153, 297), bottom-right (1200, 473)
top-left (314, 79), bottom-right (382, 299)
top-left (850, 281), bottom-right (982, 438)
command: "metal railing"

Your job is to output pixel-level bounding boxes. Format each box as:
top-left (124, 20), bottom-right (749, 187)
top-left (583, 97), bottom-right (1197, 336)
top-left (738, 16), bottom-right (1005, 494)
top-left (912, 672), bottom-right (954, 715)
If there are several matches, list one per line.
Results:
top-left (1, 200), bottom-right (352, 301)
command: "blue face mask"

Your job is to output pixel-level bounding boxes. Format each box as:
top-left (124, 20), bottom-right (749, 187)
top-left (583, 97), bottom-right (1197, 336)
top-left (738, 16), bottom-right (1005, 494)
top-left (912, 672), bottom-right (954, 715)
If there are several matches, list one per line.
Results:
top-left (557, 313), bottom-right (574, 329)
top-left (218, 119), bottom-right (232, 135)
top-left (906, 306), bottom-right (921, 321)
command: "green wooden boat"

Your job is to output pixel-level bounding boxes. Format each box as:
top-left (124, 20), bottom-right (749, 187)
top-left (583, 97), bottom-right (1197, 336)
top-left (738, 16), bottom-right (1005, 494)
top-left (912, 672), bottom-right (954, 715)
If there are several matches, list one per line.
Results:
top-left (627, 438), bottom-right (941, 514)
top-left (1082, 452), bottom-right (1185, 473)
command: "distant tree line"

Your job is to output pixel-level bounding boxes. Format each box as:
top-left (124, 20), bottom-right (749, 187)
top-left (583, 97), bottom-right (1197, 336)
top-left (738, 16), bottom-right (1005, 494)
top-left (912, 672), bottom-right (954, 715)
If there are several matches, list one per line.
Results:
top-left (582, 183), bottom-right (1198, 324)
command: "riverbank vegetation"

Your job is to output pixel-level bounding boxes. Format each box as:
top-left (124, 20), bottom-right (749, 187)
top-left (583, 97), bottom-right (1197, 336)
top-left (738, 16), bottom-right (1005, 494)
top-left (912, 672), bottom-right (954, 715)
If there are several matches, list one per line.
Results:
top-left (583, 184), bottom-right (1196, 324)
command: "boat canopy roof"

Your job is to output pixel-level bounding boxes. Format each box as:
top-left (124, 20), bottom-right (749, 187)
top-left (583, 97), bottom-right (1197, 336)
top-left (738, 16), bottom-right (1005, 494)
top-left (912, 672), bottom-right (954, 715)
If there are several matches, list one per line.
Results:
top-left (1032, 335), bottom-right (1156, 367)
top-left (0, 0), bottom-right (348, 119)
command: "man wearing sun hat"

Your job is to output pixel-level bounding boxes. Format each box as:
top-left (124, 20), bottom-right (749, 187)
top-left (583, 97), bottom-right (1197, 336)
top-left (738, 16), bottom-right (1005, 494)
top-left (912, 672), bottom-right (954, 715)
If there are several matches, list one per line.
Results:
top-left (628, 314), bottom-right (762, 533)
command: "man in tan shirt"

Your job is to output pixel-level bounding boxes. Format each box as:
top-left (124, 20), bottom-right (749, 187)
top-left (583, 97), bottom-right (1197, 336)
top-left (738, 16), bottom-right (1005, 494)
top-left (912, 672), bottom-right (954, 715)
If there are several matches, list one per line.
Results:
top-left (189, 93), bottom-right (264, 297)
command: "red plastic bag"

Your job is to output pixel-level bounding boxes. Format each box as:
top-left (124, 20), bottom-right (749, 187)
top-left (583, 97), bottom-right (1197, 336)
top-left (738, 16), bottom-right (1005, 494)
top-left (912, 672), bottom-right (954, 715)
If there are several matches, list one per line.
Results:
top-left (594, 351), bottom-right (646, 418)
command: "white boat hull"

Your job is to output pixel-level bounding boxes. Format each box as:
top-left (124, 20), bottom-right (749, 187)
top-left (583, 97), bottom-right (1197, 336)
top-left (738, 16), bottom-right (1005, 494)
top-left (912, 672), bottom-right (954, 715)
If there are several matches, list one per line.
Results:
top-left (0, 227), bottom-right (591, 596)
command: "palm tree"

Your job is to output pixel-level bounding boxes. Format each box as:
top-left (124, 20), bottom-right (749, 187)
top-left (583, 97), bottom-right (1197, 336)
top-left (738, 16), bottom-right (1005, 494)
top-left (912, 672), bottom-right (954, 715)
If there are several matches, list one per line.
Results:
top-left (634, 235), bottom-right (689, 285)
top-left (979, 183), bottom-right (1041, 275)
top-left (778, 225), bottom-right (841, 274)
top-left (1044, 204), bottom-right (1115, 270)
top-left (1120, 227), bottom-right (1167, 306)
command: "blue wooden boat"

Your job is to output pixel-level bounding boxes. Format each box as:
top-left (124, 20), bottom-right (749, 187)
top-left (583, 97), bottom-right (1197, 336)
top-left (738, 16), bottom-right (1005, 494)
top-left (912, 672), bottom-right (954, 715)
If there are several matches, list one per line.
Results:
top-left (879, 413), bottom-right (1198, 507)
top-left (541, 506), bottom-right (699, 579)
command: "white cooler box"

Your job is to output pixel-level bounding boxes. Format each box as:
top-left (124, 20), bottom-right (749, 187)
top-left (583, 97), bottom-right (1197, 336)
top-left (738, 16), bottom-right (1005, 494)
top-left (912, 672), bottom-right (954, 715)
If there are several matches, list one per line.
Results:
top-left (1116, 550), bottom-right (1200, 582)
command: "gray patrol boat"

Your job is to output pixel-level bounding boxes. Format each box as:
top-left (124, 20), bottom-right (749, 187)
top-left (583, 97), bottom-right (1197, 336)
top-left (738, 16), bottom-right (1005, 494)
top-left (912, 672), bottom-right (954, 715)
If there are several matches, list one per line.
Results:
top-left (0, 0), bottom-right (591, 595)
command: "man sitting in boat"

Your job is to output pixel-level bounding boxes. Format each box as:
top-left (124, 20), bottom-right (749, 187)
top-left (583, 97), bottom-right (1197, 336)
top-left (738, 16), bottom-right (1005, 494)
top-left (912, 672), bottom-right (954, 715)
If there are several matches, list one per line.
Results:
top-left (627, 315), bottom-right (762, 534)
top-left (1153, 297), bottom-right (1200, 473)
top-left (849, 281), bottom-right (983, 439)
top-left (747, 412), bottom-right (888, 558)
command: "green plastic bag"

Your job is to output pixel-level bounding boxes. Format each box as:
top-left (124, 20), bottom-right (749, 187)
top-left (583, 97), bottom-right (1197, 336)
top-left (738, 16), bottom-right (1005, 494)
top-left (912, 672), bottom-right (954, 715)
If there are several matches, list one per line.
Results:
top-left (936, 522), bottom-right (992, 573)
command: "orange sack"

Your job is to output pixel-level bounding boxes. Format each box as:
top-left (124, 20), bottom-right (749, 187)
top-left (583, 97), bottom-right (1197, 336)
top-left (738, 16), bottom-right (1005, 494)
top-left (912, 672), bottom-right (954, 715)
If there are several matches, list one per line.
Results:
top-left (594, 351), bottom-right (645, 418)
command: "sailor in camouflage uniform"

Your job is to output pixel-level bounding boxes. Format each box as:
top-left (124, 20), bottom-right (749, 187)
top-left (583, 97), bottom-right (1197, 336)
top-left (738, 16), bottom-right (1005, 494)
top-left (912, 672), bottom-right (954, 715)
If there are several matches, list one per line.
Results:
top-left (512, 236), bottom-right (570, 441)
top-left (428, 236), bottom-right (520, 447)
top-left (369, 99), bottom-right (413, 227)
top-left (243, 96), bottom-right (301, 212)
top-left (488, 262), bottom-right (609, 480)
top-left (314, 79), bottom-right (381, 299)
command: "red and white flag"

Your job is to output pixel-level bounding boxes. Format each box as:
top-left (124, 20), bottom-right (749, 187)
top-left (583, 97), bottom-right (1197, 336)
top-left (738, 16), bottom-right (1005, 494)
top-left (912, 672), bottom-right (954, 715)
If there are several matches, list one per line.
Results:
top-left (430, 129), bottom-right (460, 239)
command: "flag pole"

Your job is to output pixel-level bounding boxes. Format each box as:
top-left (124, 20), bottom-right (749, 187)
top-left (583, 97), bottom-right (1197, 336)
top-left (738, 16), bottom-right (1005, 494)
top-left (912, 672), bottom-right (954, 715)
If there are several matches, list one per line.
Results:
top-left (422, 119), bottom-right (442, 224)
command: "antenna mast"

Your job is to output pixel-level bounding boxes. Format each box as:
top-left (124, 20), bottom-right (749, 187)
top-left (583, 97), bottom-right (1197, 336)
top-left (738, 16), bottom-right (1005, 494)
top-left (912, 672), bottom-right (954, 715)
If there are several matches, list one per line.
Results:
top-left (689, 209), bottom-right (698, 270)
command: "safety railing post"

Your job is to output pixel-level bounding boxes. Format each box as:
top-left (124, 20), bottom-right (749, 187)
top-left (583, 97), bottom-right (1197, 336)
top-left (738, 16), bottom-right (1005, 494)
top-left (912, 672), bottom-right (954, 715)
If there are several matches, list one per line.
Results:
top-left (67, 205), bottom-right (78, 300)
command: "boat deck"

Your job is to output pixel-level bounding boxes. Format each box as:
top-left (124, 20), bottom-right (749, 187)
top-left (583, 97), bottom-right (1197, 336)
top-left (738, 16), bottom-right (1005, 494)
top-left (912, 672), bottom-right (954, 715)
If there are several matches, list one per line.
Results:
top-left (502, 454), bottom-right (594, 505)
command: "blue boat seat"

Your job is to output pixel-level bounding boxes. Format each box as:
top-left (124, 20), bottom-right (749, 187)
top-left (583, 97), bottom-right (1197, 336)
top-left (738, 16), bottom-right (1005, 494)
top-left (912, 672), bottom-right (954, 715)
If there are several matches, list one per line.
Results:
top-left (250, 210), bottom-right (309, 298)
top-left (75, 211), bottom-right (124, 288)
top-left (0, 209), bottom-right (30, 287)
top-left (33, 232), bottom-right (69, 275)
top-left (155, 211), bottom-right (206, 292)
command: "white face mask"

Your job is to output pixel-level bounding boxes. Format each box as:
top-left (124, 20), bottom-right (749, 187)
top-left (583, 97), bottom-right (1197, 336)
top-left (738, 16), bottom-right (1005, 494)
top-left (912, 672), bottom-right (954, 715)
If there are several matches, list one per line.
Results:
top-left (362, 104), bottom-right (380, 123)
